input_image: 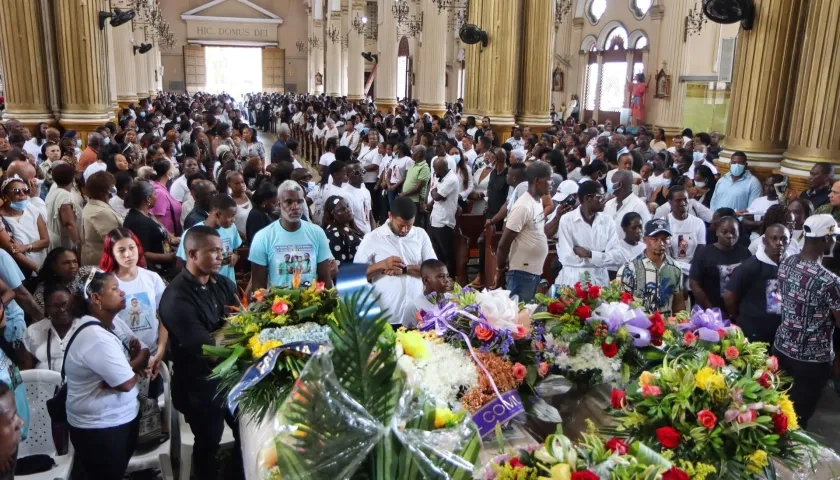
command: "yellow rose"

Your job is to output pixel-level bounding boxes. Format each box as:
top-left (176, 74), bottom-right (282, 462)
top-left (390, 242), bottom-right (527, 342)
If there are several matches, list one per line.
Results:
top-left (639, 371), bottom-right (655, 387)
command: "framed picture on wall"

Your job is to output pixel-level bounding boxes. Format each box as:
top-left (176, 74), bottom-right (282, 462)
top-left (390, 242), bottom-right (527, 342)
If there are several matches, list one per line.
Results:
top-left (552, 67), bottom-right (564, 92)
top-left (655, 68), bottom-right (670, 98)
top-left (315, 73), bottom-right (323, 86)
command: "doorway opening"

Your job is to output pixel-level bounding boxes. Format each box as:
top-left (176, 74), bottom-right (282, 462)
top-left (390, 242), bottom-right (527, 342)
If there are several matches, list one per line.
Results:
top-left (205, 46), bottom-right (262, 97)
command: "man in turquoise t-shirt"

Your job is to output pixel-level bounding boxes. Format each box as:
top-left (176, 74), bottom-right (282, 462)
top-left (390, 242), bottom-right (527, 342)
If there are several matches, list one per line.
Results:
top-left (177, 194), bottom-right (242, 282)
top-left (249, 180), bottom-right (334, 290)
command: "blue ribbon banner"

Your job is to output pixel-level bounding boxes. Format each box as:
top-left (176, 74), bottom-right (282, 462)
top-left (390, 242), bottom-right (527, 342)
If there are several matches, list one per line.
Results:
top-left (227, 341), bottom-right (326, 414)
top-left (471, 390), bottom-right (525, 438)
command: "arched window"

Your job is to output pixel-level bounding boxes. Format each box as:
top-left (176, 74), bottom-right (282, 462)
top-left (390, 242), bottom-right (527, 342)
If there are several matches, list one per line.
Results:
top-left (606, 26), bottom-right (629, 50)
top-left (587, 0), bottom-right (606, 24)
top-left (631, 0), bottom-right (652, 18)
top-left (396, 36), bottom-right (410, 100)
top-left (634, 36), bottom-right (648, 49)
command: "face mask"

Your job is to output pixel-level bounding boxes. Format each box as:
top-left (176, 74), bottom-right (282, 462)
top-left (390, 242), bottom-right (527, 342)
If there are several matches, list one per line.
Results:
top-left (306, 181), bottom-right (315, 194)
top-left (140, 111), bottom-right (146, 118)
top-left (597, 173), bottom-right (606, 181)
top-left (103, 137), bottom-right (111, 145)
top-left (76, 139), bottom-right (82, 148)
top-left (650, 176), bottom-right (670, 188)
top-left (730, 164), bottom-right (746, 176)
top-left (608, 182), bottom-right (619, 195)
top-left (9, 199), bottom-right (29, 212)
top-left (616, 128), bottom-right (624, 134)
top-left (693, 151), bottom-right (705, 163)
top-left (695, 180), bottom-right (707, 188)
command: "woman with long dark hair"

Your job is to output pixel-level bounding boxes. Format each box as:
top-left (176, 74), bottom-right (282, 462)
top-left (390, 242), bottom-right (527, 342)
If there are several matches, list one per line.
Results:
top-left (123, 181), bottom-right (178, 276)
top-left (246, 182), bottom-right (278, 245)
top-left (322, 196), bottom-right (363, 268)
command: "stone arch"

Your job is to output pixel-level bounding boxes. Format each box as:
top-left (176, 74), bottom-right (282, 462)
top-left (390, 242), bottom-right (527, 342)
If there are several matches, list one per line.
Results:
top-left (628, 29), bottom-right (649, 49)
top-left (398, 36), bottom-right (410, 57)
top-left (596, 20), bottom-right (628, 50)
top-left (580, 35), bottom-right (598, 53)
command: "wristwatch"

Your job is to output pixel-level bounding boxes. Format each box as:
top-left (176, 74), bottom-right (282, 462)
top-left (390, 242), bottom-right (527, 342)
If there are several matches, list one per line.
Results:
top-left (401, 265), bottom-right (408, 274)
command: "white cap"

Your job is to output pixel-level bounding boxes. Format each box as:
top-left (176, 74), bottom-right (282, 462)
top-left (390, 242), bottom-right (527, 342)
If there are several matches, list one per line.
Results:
top-left (803, 214), bottom-right (840, 238)
top-left (552, 180), bottom-right (579, 202)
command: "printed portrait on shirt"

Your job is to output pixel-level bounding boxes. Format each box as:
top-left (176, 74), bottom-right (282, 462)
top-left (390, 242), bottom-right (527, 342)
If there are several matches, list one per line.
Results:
top-left (717, 263), bottom-right (741, 295)
top-left (765, 279), bottom-right (782, 314)
top-left (275, 245), bottom-right (314, 276)
top-left (118, 292), bottom-right (156, 333)
top-left (677, 234), bottom-right (689, 258)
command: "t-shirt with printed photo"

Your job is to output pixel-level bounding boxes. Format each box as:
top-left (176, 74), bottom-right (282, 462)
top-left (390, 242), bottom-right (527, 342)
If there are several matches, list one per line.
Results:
top-left (248, 221), bottom-right (332, 288)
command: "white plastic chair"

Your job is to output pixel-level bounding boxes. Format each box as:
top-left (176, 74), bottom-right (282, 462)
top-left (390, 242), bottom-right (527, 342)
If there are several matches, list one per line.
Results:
top-left (126, 363), bottom-right (174, 480)
top-left (174, 407), bottom-right (235, 480)
top-left (18, 369), bottom-right (73, 480)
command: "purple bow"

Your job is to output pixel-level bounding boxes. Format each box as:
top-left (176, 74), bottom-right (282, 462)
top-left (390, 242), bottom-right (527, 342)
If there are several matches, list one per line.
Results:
top-left (678, 306), bottom-right (731, 342)
top-left (588, 306), bottom-right (652, 347)
top-left (419, 301), bottom-right (512, 408)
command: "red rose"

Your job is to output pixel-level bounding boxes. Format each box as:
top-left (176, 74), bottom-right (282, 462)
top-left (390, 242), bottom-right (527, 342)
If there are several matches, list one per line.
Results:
top-left (662, 467), bottom-right (691, 480)
top-left (601, 341), bottom-right (619, 358)
top-left (620, 291), bottom-right (634, 304)
top-left (655, 426), bottom-right (680, 449)
top-left (651, 338), bottom-right (663, 346)
top-left (724, 346), bottom-right (740, 360)
top-left (707, 353), bottom-right (725, 369)
top-left (610, 388), bottom-right (626, 409)
top-left (758, 371), bottom-right (771, 389)
top-left (772, 413), bottom-right (788, 435)
top-left (588, 285), bottom-right (602, 299)
top-left (649, 312), bottom-right (664, 324)
top-left (649, 319), bottom-right (665, 338)
top-left (548, 301), bottom-right (565, 315)
top-left (571, 472), bottom-right (600, 480)
top-left (508, 457), bottom-right (524, 468)
top-left (697, 409), bottom-right (717, 429)
top-left (574, 282), bottom-right (587, 299)
top-left (717, 328), bottom-right (728, 340)
top-left (575, 305), bottom-right (592, 320)
top-left (605, 438), bottom-right (628, 455)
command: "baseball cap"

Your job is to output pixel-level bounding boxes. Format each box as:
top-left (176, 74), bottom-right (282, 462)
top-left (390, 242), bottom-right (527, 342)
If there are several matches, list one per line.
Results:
top-left (644, 218), bottom-right (672, 237)
top-left (803, 214), bottom-right (840, 238)
top-left (552, 180), bottom-right (579, 202)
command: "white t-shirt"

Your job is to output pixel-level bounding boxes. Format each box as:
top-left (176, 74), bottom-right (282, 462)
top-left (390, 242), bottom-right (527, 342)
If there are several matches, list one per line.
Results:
top-left (390, 156), bottom-right (411, 185)
top-left (428, 170), bottom-right (460, 229)
top-left (358, 146), bottom-right (382, 184)
top-left (745, 196), bottom-right (778, 222)
top-left (506, 193), bottom-right (548, 276)
top-left (343, 184), bottom-right (373, 234)
top-left (606, 240), bottom-right (646, 272)
top-left (65, 317), bottom-right (139, 429)
top-left (667, 213), bottom-right (707, 275)
top-left (319, 152), bottom-right (336, 168)
top-left (23, 318), bottom-right (83, 372)
top-left (234, 197), bottom-right (252, 236)
top-left (83, 161), bottom-right (107, 182)
top-left (463, 149), bottom-right (478, 169)
top-left (169, 175), bottom-right (191, 204)
top-left (114, 268), bottom-right (166, 355)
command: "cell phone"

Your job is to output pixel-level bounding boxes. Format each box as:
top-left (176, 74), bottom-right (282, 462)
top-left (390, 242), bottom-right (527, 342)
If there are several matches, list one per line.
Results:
top-left (561, 195), bottom-right (577, 209)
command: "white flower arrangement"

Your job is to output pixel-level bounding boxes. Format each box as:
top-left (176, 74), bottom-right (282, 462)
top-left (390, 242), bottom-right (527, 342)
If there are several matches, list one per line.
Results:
top-left (547, 335), bottom-right (622, 387)
top-left (396, 340), bottom-right (479, 409)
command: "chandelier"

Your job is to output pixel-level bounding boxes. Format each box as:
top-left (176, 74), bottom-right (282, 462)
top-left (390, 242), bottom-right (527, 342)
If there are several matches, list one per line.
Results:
top-left (432, 0), bottom-right (464, 13)
top-left (555, 0), bottom-right (572, 25)
top-left (392, 0), bottom-right (410, 23)
top-left (398, 12), bottom-right (423, 37)
top-left (308, 34), bottom-right (321, 49)
top-left (447, 8), bottom-right (468, 32)
top-left (296, 39), bottom-right (306, 52)
top-left (352, 14), bottom-right (368, 35)
top-left (326, 22), bottom-right (340, 43)
top-left (341, 32), bottom-right (349, 48)
top-left (684, 1), bottom-right (708, 41)
top-left (365, 23), bottom-right (378, 41)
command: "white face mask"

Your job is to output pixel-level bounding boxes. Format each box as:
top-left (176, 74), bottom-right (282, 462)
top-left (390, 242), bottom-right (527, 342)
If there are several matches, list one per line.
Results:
top-left (695, 180), bottom-right (707, 188)
top-left (650, 176), bottom-right (670, 188)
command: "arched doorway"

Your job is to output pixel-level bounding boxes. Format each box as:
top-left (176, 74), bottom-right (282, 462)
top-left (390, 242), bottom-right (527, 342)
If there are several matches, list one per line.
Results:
top-left (397, 36), bottom-right (411, 100)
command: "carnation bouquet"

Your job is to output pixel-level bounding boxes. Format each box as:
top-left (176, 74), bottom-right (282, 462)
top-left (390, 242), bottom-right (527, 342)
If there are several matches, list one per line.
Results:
top-left (202, 282), bottom-right (339, 420)
top-left (604, 357), bottom-right (818, 479)
top-left (534, 281), bottom-right (664, 388)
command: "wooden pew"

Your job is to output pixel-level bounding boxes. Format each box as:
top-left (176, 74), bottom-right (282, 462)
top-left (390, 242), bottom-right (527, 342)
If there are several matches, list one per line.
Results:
top-left (453, 213), bottom-right (486, 285)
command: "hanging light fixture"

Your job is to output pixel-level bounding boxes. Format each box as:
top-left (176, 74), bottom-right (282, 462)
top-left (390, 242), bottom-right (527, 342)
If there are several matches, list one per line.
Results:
top-left (326, 22), bottom-right (340, 43)
top-left (296, 39), bottom-right (306, 52)
top-left (555, 0), bottom-right (572, 25)
top-left (352, 14), bottom-right (368, 35)
top-left (684, 1), bottom-right (708, 41)
top-left (392, 0), bottom-right (410, 24)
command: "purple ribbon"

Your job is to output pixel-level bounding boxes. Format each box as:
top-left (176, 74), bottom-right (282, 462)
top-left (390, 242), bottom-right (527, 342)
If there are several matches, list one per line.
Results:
top-left (678, 306), bottom-right (731, 342)
top-left (587, 306), bottom-right (652, 347)
top-left (471, 391), bottom-right (525, 437)
top-left (419, 301), bottom-right (513, 408)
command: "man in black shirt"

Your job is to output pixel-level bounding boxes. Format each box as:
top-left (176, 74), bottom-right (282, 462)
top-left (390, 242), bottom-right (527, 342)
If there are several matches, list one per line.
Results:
top-left (723, 223), bottom-right (789, 344)
top-left (470, 149), bottom-right (510, 288)
top-left (160, 226), bottom-right (242, 479)
top-left (800, 162), bottom-right (833, 209)
top-left (183, 179), bottom-right (216, 230)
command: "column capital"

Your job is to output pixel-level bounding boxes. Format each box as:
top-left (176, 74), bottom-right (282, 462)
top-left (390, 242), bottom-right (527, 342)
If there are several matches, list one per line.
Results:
top-left (352, 0), bottom-right (366, 9)
top-left (314, 19), bottom-right (324, 27)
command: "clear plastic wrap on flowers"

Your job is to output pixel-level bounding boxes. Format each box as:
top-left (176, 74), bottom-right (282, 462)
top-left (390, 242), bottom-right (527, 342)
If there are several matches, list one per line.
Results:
top-left (256, 347), bottom-right (482, 480)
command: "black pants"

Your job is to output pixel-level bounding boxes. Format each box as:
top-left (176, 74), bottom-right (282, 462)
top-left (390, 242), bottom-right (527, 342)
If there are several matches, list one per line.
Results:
top-left (773, 349), bottom-right (831, 429)
top-left (175, 376), bottom-right (243, 480)
top-left (69, 414), bottom-right (139, 480)
top-left (365, 182), bottom-right (380, 224)
top-left (428, 225), bottom-right (455, 277)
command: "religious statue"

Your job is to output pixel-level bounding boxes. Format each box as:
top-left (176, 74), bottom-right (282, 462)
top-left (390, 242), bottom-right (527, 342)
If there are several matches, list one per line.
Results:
top-left (315, 73), bottom-right (323, 86)
top-left (627, 72), bottom-right (650, 127)
top-left (552, 67), bottom-right (564, 92)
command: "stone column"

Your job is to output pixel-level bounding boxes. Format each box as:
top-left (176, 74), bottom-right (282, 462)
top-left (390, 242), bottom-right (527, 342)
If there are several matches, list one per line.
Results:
top-left (0, 0), bottom-right (53, 126)
top-left (147, 42), bottom-right (158, 98)
top-left (155, 47), bottom-right (163, 92)
top-left (346, 0), bottom-right (366, 100)
top-left (416, 0), bottom-right (447, 116)
top-left (650, 0), bottom-right (692, 139)
top-left (134, 24), bottom-right (150, 99)
top-left (341, 6), bottom-right (350, 96)
top-left (105, 17), bottom-right (119, 118)
top-left (325, 11), bottom-right (342, 96)
top-left (516, 0), bottom-right (555, 134)
top-left (313, 19), bottom-right (325, 95)
top-left (463, 0), bottom-right (522, 140)
top-left (718, 0), bottom-right (808, 177)
top-left (375, 0), bottom-right (398, 113)
top-left (53, 0), bottom-right (113, 142)
top-left (112, 1), bottom-right (138, 109)
top-left (781, 0), bottom-right (840, 192)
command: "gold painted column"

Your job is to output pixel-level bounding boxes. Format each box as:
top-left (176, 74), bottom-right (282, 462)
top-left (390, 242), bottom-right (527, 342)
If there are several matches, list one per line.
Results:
top-left (375, 0), bottom-right (398, 113)
top-left (325, 11), bottom-right (342, 97)
top-left (781, 0), bottom-right (840, 193)
top-left (516, 0), bottom-right (555, 134)
top-left (650, 1), bottom-right (691, 138)
top-left (463, 0), bottom-right (522, 139)
top-left (417, 0), bottom-right (447, 116)
top-left (54, 0), bottom-right (113, 141)
top-left (718, 0), bottom-right (808, 177)
top-left (0, 0), bottom-right (53, 126)
top-left (134, 23), bottom-right (150, 99)
top-left (346, 0), bottom-right (366, 100)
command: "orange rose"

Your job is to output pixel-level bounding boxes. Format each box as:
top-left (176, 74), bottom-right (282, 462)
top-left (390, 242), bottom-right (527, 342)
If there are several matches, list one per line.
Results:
top-left (272, 298), bottom-right (290, 315)
top-left (474, 324), bottom-right (495, 341)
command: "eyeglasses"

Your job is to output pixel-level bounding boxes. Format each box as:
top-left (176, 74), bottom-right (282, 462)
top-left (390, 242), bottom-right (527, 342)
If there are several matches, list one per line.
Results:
top-left (9, 187), bottom-right (29, 195)
top-left (82, 268), bottom-right (106, 300)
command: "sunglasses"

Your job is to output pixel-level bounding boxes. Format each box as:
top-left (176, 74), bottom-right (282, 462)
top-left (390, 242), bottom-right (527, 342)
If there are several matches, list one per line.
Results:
top-left (82, 268), bottom-right (106, 300)
top-left (9, 187), bottom-right (29, 195)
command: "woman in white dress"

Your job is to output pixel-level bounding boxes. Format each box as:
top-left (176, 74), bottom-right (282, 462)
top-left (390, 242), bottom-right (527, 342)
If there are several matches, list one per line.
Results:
top-left (0, 176), bottom-right (49, 274)
top-left (227, 171), bottom-right (253, 240)
top-left (339, 118), bottom-right (361, 153)
top-left (468, 150), bottom-right (494, 214)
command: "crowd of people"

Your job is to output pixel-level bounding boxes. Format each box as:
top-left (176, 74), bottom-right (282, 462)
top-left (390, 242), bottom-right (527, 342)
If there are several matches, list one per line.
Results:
top-left (0, 90), bottom-right (835, 478)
